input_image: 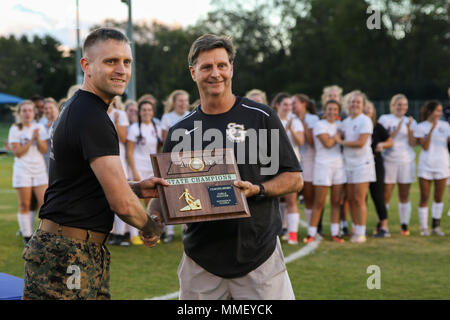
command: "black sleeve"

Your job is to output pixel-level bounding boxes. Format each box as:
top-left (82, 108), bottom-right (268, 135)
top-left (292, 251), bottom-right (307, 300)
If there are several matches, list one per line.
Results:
top-left (265, 110), bottom-right (302, 173)
top-left (79, 111), bottom-right (119, 160)
top-left (377, 123), bottom-right (390, 142)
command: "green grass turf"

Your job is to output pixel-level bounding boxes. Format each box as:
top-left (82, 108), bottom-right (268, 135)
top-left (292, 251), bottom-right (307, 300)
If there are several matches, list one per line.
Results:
top-left (0, 123), bottom-right (448, 299)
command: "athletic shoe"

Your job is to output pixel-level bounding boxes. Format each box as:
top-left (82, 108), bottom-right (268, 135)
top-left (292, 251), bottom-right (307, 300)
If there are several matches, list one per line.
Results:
top-left (119, 235), bottom-right (131, 247)
top-left (303, 235), bottom-right (314, 244)
top-left (350, 235), bottom-right (367, 243)
top-left (341, 227), bottom-right (350, 238)
top-left (163, 234), bottom-right (174, 244)
top-left (432, 227), bottom-right (445, 236)
top-left (23, 236), bottom-right (31, 245)
top-left (280, 228), bottom-right (289, 241)
top-left (288, 232), bottom-right (298, 245)
top-left (373, 229), bottom-right (391, 238)
top-left (130, 235), bottom-right (144, 245)
top-left (331, 235), bottom-right (345, 243)
top-left (420, 229), bottom-right (430, 236)
top-left (107, 234), bottom-right (119, 245)
top-left (400, 230), bottom-right (410, 236)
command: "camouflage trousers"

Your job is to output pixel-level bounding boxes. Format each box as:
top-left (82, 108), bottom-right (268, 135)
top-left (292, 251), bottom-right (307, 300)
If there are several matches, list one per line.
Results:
top-left (22, 229), bottom-right (111, 300)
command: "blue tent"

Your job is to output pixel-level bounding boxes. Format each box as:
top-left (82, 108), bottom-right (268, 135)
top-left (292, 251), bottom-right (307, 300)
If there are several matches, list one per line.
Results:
top-left (0, 92), bottom-right (24, 105)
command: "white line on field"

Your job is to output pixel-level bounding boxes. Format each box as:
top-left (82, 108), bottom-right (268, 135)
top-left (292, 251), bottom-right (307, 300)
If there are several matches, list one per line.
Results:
top-left (145, 219), bottom-right (320, 300)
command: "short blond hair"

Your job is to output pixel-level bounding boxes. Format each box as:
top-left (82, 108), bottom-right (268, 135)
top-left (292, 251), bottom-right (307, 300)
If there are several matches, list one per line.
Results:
top-left (67, 84), bottom-right (82, 98)
top-left (163, 90), bottom-right (189, 114)
top-left (321, 85), bottom-right (343, 107)
top-left (245, 89), bottom-right (267, 104)
top-left (389, 94), bottom-right (408, 114)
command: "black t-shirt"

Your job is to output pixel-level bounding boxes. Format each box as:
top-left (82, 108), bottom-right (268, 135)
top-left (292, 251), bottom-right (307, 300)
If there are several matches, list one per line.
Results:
top-left (39, 90), bottom-right (119, 233)
top-left (163, 96), bottom-right (302, 278)
top-left (371, 122), bottom-right (390, 163)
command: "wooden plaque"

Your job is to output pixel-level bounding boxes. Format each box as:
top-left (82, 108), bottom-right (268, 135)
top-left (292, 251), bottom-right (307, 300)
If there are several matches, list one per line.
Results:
top-left (150, 148), bottom-right (251, 224)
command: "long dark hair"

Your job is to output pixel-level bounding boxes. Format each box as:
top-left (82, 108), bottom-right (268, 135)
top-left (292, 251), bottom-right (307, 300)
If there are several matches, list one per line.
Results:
top-left (136, 100), bottom-right (161, 146)
top-left (294, 93), bottom-right (318, 115)
top-left (270, 92), bottom-right (290, 112)
top-left (420, 100), bottom-right (441, 122)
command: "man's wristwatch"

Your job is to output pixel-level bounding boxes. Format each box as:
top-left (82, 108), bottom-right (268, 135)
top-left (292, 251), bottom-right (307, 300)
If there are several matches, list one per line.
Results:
top-left (255, 183), bottom-right (265, 200)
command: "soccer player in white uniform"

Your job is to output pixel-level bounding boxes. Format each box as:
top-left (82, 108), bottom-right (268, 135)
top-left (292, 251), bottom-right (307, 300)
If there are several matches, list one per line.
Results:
top-left (304, 100), bottom-right (346, 243)
top-left (336, 91), bottom-right (375, 243)
top-left (414, 100), bottom-right (450, 236)
top-left (126, 100), bottom-right (162, 244)
top-left (292, 94), bottom-right (319, 229)
top-left (378, 94), bottom-right (417, 236)
top-left (161, 90), bottom-right (190, 142)
top-left (107, 96), bottom-right (131, 246)
top-left (160, 90), bottom-right (190, 242)
top-left (273, 93), bottom-right (305, 244)
top-left (8, 100), bottom-right (49, 244)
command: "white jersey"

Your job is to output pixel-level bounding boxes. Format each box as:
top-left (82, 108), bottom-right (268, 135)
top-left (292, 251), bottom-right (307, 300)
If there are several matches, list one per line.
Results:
top-left (280, 114), bottom-right (304, 161)
top-left (161, 111), bottom-right (190, 131)
top-left (313, 119), bottom-right (343, 167)
top-left (127, 122), bottom-right (162, 173)
top-left (298, 113), bottom-right (320, 161)
top-left (8, 123), bottom-right (49, 175)
top-left (414, 120), bottom-right (450, 173)
top-left (339, 113), bottom-right (374, 168)
top-left (108, 108), bottom-right (129, 176)
top-left (378, 114), bottom-right (416, 163)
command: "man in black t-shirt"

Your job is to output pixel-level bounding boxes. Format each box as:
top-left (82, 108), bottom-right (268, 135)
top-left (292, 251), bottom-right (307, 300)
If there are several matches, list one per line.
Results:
top-left (148, 34), bottom-right (303, 299)
top-left (22, 28), bottom-right (167, 300)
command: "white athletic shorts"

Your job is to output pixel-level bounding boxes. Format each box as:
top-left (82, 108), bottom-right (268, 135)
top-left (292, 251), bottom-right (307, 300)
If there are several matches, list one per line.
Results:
top-left (313, 164), bottom-right (346, 187)
top-left (13, 169), bottom-right (48, 188)
top-left (384, 160), bottom-right (416, 184)
top-left (178, 238), bottom-right (295, 300)
top-left (345, 162), bottom-right (376, 184)
top-left (301, 157), bottom-right (314, 182)
top-left (417, 168), bottom-right (449, 181)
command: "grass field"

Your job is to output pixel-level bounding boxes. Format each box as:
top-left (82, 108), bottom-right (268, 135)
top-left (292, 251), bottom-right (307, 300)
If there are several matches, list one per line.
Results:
top-left (0, 122), bottom-right (449, 300)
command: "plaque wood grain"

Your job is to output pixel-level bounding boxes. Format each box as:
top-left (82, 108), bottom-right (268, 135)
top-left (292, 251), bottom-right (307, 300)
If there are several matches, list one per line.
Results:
top-left (150, 149), bottom-right (251, 224)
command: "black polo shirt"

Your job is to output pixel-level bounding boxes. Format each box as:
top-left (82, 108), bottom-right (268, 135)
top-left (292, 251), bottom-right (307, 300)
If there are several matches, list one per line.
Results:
top-left (39, 90), bottom-right (119, 233)
top-left (163, 96), bottom-right (302, 278)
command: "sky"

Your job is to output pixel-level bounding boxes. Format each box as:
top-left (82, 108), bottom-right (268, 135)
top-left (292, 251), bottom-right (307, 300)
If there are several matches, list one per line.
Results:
top-left (0, 0), bottom-right (212, 49)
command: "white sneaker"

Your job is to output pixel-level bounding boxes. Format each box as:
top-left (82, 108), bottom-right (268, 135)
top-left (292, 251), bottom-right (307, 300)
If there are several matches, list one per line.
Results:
top-left (420, 229), bottom-right (430, 236)
top-left (432, 227), bottom-right (445, 236)
top-left (350, 235), bottom-right (367, 243)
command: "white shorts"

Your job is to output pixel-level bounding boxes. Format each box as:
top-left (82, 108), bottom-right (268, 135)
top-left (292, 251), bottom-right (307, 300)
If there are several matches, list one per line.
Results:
top-left (417, 168), bottom-right (449, 181)
top-left (301, 157), bottom-right (314, 182)
top-left (313, 164), bottom-right (346, 187)
top-left (384, 160), bottom-right (416, 184)
top-left (13, 170), bottom-right (48, 188)
top-left (178, 238), bottom-right (294, 300)
top-left (345, 162), bottom-right (376, 184)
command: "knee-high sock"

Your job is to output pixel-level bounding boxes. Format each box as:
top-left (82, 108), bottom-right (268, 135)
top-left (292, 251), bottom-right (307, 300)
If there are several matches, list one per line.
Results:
top-left (114, 215), bottom-right (126, 235)
top-left (18, 212), bottom-right (33, 237)
top-left (304, 208), bottom-right (312, 225)
top-left (330, 223), bottom-right (339, 236)
top-left (399, 202), bottom-right (411, 225)
top-left (279, 202), bottom-right (288, 229)
top-left (29, 210), bottom-right (37, 232)
top-left (287, 213), bottom-right (299, 233)
top-left (129, 226), bottom-right (139, 238)
top-left (418, 207), bottom-right (428, 230)
top-left (432, 202), bottom-right (444, 220)
top-left (166, 224), bottom-right (174, 236)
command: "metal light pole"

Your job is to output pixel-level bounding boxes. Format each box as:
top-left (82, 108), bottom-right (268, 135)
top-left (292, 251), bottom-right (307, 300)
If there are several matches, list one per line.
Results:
top-left (75, 0), bottom-right (83, 84)
top-left (121, 0), bottom-right (136, 101)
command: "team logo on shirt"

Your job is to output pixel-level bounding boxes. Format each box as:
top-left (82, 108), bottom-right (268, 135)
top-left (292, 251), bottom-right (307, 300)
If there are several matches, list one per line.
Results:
top-left (226, 123), bottom-right (247, 143)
